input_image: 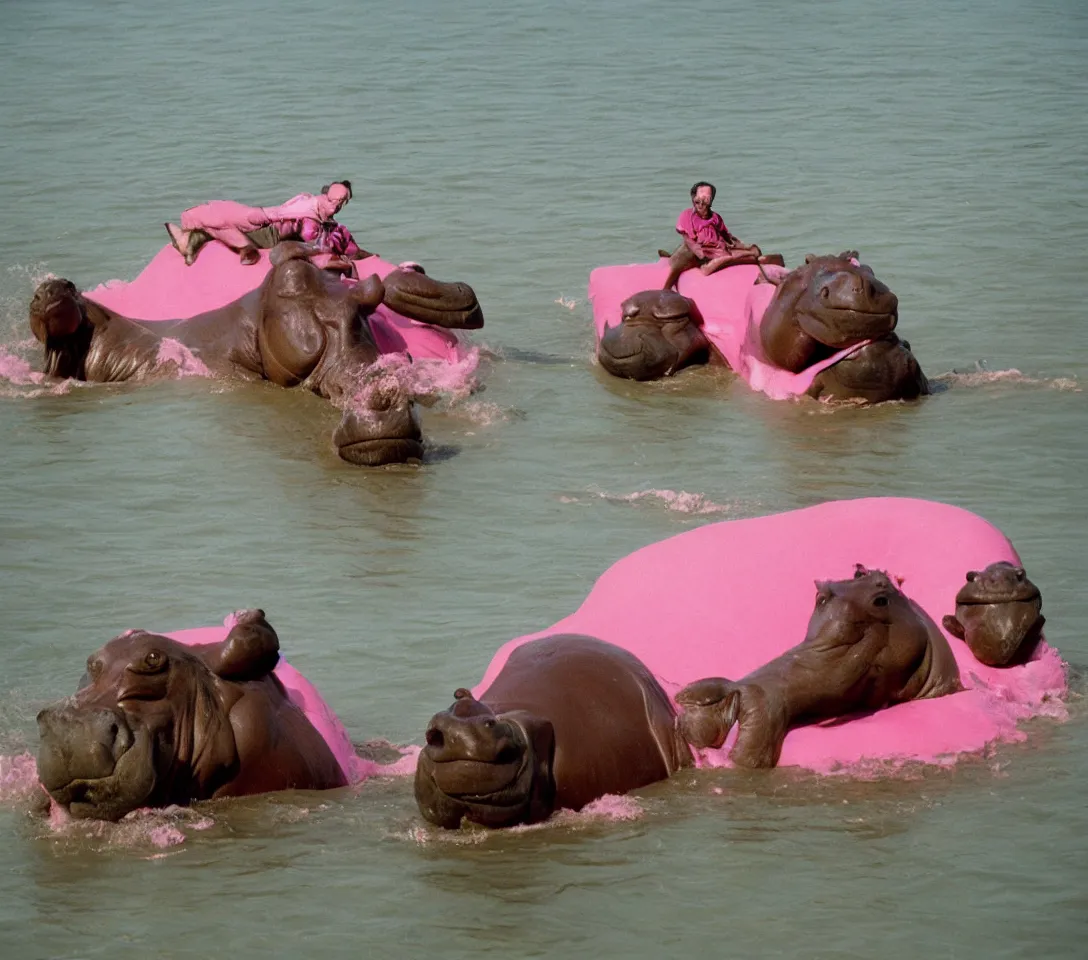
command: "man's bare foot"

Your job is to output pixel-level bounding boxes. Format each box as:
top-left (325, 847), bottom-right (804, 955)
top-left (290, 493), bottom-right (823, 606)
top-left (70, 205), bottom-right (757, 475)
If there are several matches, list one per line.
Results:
top-left (165, 223), bottom-right (191, 259)
top-left (239, 245), bottom-right (260, 265)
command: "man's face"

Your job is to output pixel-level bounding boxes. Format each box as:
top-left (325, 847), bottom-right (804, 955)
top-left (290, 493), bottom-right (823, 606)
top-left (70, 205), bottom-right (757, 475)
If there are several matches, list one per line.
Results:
top-left (692, 186), bottom-right (714, 216)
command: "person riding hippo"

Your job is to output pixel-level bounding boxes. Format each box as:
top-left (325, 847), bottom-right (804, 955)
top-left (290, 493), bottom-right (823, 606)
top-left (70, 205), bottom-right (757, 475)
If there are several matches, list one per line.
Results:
top-left (164, 180), bottom-right (370, 266)
top-left (661, 181), bottom-right (785, 291)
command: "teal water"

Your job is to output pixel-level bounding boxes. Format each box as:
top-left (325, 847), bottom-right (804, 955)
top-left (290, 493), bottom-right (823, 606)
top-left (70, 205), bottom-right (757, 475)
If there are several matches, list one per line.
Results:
top-left (1, 0), bottom-right (1086, 956)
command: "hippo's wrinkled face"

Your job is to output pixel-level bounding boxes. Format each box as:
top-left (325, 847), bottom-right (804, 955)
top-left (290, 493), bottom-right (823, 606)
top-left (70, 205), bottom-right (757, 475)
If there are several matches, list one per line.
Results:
top-left (809, 334), bottom-right (929, 404)
top-left (37, 632), bottom-right (235, 821)
top-left (597, 290), bottom-right (709, 381)
top-left (414, 690), bottom-right (555, 829)
top-left (29, 278), bottom-right (87, 343)
top-left (795, 258), bottom-right (898, 348)
top-left (956, 562), bottom-right (1040, 606)
top-left (333, 382), bottom-right (424, 466)
top-left (944, 562), bottom-right (1044, 667)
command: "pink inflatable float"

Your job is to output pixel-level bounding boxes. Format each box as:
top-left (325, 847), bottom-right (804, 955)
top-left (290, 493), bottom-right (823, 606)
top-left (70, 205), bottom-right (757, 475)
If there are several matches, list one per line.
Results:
top-left (589, 254), bottom-right (929, 403)
top-left (88, 242), bottom-right (473, 364)
top-left (477, 497), bottom-right (1066, 774)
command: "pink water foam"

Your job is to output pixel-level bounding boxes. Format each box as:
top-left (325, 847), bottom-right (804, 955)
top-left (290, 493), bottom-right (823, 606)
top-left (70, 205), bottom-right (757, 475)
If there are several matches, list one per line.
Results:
top-left (87, 244), bottom-right (473, 367)
top-left (474, 497), bottom-right (1067, 776)
top-left (588, 259), bottom-right (866, 399)
top-left (156, 338), bottom-right (211, 377)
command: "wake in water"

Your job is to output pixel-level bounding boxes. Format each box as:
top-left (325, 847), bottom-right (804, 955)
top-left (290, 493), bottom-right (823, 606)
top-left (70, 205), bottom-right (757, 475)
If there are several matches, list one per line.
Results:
top-left (930, 364), bottom-right (1080, 392)
top-left (559, 487), bottom-right (751, 516)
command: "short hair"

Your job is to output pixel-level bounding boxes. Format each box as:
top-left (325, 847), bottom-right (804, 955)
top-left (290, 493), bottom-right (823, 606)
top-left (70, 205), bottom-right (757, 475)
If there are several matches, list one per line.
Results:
top-left (321, 180), bottom-right (353, 199)
top-left (690, 181), bottom-right (716, 201)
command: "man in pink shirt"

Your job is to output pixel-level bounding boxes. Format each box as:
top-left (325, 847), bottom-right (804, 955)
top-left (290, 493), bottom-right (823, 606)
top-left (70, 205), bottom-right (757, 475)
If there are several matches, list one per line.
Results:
top-left (662, 181), bottom-right (782, 290)
top-left (165, 180), bottom-right (368, 265)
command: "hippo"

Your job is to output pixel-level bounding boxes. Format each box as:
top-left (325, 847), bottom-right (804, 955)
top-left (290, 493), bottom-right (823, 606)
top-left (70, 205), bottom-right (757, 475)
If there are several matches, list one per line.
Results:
top-left (675, 567), bottom-right (963, 768)
top-left (414, 634), bottom-right (693, 829)
top-left (760, 252), bottom-right (899, 373)
top-left (596, 289), bottom-right (710, 381)
top-left (28, 242), bottom-right (483, 466)
top-left (942, 562), bottom-right (1046, 667)
top-left (806, 333), bottom-right (930, 403)
top-left (36, 609), bottom-right (347, 821)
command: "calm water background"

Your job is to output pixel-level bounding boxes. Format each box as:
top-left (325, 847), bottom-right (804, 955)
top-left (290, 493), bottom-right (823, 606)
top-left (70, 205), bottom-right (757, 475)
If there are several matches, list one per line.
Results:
top-left (1, 0), bottom-right (1086, 956)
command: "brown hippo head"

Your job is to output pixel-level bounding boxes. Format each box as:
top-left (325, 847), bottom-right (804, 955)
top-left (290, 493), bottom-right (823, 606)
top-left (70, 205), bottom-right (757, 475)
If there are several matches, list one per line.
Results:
top-left (675, 566), bottom-right (962, 767)
top-left (29, 278), bottom-right (94, 378)
top-left (37, 609), bottom-right (344, 821)
top-left (332, 379), bottom-right (425, 466)
top-left (942, 562), bottom-right (1045, 666)
top-left (807, 333), bottom-right (930, 404)
top-left (761, 253), bottom-right (899, 373)
top-left (597, 289), bottom-right (710, 380)
top-left (414, 689), bottom-right (556, 829)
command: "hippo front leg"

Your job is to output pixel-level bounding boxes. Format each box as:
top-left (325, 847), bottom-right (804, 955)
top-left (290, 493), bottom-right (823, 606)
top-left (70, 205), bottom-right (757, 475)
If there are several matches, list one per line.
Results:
top-left (676, 678), bottom-right (788, 768)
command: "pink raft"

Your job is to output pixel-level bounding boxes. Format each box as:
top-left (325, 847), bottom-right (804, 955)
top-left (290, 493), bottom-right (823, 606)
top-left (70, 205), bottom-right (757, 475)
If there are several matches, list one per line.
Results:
top-left (476, 498), bottom-right (1067, 774)
top-left (88, 243), bottom-right (472, 363)
top-left (588, 259), bottom-right (863, 399)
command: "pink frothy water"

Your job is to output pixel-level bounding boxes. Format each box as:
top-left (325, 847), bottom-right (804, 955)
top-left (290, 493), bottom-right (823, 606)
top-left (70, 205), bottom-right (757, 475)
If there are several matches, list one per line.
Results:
top-left (588, 259), bottom-right (866, 399)
top-left (475, 498), bottom-right (1067, 775)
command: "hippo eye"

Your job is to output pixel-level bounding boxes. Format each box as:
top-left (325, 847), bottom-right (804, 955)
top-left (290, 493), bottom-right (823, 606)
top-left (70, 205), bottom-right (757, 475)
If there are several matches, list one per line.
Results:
top-left (820, 286), bottom-right (830, 300)
top-left (132, 650), bottom-right (168, 674)
top-left (873, 595), bottom-right (890, 608)
top-left (966, 571), bottom-right (979, 582)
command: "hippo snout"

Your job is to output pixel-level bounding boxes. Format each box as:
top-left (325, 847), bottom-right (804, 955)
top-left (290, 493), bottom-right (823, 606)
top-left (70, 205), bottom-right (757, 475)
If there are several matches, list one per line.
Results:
top-left (422, 711), bottom-right (517, 765)
top-left (333, 396), bottom-right (424, 466)
top-left (36, 704), bottom-right (135, 790)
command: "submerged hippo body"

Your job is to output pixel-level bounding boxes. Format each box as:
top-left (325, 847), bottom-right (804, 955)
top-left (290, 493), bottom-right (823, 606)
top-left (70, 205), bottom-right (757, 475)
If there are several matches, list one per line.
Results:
top-left (28, 243), bottom-right (483, 466)
top-left (414, 634), bottom-right (693, 829)
top-left (943, 562), bottom-right (1046, 667)
top-left (36, 610), bottom-right (347, 821)
top-left (806, 333), bottom-right (930, 403)
top-left (676, 567), bottom-right (963, 768)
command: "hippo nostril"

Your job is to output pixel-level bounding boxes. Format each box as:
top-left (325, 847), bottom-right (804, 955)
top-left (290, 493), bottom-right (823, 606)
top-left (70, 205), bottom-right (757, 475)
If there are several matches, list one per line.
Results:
top-left (483, 718), bottom-right (495, 729)
top-left (426, 728), bottom-right (444, 749)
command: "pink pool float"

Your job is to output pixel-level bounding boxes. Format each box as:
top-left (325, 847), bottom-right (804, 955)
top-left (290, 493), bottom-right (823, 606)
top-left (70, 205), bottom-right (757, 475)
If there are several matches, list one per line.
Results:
top-left (27, 241), bottom-right (484, 465)
top-left (416, 498), bottom-right (1065, 827)
top-left (589, 252), bottom-right (928, 404)
top-left (34, 609), bottom-right (391, 822)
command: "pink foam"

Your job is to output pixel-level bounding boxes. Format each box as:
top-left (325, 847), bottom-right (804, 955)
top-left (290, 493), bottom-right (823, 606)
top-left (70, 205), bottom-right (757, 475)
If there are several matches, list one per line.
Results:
top-left (588, 259), bottom-right (865, 399)
top-left (474, 498), bottom-right (1067, 775)
top-left (87, 244), bottom-right (471, 366)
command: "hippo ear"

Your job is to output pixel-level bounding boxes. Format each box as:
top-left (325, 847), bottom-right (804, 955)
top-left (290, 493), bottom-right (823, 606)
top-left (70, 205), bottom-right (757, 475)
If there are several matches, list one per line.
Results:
top-left (208, 609), bottom-right (281, 682)
top-left (853, 563), bottom-right (870, 579)
top-left (837, 250), bottom-right (860, 261)
top-left (505, 711), bottom-right (557, 823)
top-left (942, 615), bottom-right (966, 640)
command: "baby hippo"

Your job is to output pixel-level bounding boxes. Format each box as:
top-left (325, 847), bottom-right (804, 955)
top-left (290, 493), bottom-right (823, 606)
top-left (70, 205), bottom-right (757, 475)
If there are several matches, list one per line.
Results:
top-left (942, 562), bottom-right (1045, 666)
top-left (414, 634), bottom-right (693, 829)
top-left (675, 567), bottom-right (963, 768)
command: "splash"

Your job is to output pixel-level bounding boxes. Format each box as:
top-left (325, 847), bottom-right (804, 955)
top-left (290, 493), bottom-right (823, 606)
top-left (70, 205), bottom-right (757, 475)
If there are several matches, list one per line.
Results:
top-left (561, 488), bottom-right (740, 515)
top-left (554, 296), bottom-right (579, 310)
top-left (0, 346), bottom-right (45, 386)
top-left (44, 801), bottom-right (218, 850)
top-left (932, 367), bottom-right (1081, 391)
top-left (156, 338), bottom-right (211, 378)
top-left (0, 752), bottom-right (44, 803)
top-left (343, 349), bottom-right (481, 417)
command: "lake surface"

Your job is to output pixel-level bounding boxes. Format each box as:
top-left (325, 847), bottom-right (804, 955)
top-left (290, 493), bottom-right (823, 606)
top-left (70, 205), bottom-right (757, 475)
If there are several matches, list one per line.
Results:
top-left (1, 0), bottom-right (1085, 956)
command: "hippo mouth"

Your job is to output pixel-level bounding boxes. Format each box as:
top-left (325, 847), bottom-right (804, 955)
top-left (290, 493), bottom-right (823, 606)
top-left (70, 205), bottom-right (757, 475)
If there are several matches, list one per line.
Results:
top-left (332, 403), bottom-right (424, 466)
top-left (799, 307), bottom-right (898, 346)
top-left (37, 709), bottom-right (158, 821)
